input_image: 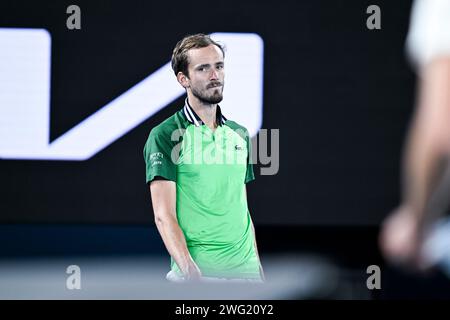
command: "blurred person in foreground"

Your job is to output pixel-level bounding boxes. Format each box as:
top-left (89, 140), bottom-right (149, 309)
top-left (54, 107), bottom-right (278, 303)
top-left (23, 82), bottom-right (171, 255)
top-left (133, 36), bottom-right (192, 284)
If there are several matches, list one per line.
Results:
top-left (380, 0), bottom-right (450, 275)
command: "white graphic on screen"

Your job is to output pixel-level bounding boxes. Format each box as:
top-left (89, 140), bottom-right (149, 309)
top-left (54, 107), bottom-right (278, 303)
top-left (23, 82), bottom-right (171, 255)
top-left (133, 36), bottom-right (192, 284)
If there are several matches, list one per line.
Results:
top-left (0, 29), bottom-right (264, 160)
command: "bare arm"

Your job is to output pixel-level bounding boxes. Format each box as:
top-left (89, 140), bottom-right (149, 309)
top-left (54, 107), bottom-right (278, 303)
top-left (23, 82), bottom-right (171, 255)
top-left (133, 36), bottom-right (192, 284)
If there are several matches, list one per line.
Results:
top-left (150, 179), bottom-right (201, 280)
top-left (402, 57), bottom-right (450, 220)
top-left (380, 58), bottom-right (450, 266)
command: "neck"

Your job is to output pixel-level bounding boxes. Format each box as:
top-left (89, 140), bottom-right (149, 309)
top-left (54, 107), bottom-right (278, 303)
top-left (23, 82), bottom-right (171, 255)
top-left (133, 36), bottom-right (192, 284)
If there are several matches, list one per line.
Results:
top-left (187, 92), bottom-right (217, 130)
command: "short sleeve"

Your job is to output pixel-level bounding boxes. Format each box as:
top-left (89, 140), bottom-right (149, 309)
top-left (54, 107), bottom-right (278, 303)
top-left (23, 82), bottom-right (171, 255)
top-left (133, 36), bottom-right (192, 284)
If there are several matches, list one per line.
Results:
top-left (244, 130), bottom-right (255, 184)
top-left (407, 0), bottom-right (450, 70)
top-left (143, 129), bottom-right (177, 184)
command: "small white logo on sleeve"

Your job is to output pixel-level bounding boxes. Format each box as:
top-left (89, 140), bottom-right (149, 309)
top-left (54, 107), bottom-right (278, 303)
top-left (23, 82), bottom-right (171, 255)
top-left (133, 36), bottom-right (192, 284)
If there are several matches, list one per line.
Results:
top-left (150, 152), bottom-right (164, 167)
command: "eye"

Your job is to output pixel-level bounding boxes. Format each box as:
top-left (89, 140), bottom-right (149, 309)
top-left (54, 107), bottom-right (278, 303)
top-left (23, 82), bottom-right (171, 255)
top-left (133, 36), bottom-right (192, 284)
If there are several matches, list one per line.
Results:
top-left (217, 65), bottom-right (224, 70)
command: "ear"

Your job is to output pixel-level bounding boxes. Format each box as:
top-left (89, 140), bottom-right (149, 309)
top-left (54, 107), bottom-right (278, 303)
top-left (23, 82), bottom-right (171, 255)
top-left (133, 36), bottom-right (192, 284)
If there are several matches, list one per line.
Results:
top-left (177, 72), bottom-right (190, 88)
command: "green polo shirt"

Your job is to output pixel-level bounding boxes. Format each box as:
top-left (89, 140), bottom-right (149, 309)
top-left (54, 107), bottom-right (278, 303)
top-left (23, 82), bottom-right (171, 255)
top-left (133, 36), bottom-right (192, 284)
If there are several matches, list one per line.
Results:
top-left (143, 101), bottom-right (261, 279)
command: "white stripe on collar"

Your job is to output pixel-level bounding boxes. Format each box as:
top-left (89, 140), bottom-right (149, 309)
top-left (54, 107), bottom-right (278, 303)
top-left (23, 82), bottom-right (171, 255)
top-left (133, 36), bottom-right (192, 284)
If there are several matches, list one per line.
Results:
top-left (183, 104), bottom-right (194, 124)
top-left (184, 100), bottom-right (201, 127)
top-left (183, 98), bottom-right (227, 127)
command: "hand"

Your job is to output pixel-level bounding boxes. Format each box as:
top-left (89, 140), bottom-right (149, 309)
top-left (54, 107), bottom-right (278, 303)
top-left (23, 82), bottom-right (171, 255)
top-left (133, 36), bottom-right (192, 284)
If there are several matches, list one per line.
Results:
top-left (379, 205), bottom-right (427, 270)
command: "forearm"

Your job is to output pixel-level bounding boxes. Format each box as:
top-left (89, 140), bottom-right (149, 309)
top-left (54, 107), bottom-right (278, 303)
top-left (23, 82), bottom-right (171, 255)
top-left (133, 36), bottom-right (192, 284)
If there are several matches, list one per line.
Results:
top-left (402, 58), bottom-right (450, 223)
top-left (150, 180), bottom-right (200, 278)
top-left (155, 215), bottom-right (197, 275)
top-left (403, 125), bottom-right (446, 218)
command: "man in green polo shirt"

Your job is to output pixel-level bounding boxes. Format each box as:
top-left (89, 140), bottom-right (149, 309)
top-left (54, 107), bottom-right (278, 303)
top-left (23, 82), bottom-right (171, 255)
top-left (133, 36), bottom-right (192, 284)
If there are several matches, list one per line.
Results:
top-left (143, 33), bottom-right (264, 282)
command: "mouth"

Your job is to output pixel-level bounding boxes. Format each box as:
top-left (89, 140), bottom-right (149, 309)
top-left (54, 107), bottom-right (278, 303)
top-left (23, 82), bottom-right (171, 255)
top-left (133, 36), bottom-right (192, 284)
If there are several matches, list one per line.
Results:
top-left (208, 83), bottom-right (222, 89)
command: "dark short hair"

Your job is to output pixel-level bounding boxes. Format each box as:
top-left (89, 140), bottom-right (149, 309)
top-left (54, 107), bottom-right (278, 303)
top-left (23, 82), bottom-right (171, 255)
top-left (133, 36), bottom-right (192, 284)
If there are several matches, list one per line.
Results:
top-left (171, 33), bottom-right (225, 77)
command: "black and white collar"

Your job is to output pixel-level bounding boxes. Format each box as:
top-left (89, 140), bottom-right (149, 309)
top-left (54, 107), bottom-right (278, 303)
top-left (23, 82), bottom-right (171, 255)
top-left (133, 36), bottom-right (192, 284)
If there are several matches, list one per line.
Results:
top-left (183, 98), bottom-right (227, 127)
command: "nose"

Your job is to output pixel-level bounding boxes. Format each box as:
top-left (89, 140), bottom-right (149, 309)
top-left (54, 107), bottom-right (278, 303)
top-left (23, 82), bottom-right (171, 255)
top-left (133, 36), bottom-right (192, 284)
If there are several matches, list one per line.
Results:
top-left (209, 68), bottom-right (219, 80)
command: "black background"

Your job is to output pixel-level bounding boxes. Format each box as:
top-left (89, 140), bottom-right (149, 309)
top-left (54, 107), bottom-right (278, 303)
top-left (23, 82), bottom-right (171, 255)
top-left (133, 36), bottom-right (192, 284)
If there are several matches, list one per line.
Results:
top-left (0, 0), bottom-right (415, 225)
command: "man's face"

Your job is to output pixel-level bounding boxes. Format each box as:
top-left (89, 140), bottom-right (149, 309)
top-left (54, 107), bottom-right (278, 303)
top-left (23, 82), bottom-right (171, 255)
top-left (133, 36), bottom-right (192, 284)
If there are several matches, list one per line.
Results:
top-left (185, 45), bottom-right (225, 104)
